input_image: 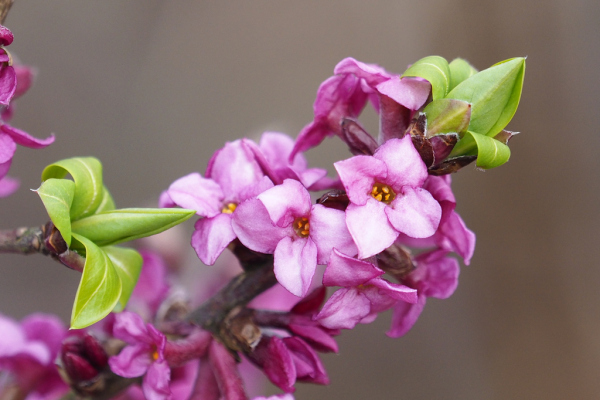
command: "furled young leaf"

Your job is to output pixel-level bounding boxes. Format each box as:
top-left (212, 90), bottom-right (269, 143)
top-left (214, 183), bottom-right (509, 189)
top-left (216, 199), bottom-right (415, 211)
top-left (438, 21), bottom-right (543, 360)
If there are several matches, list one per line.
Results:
top-left (401, 56), bottom-right (450, 100)
top-left (95, 185), bottom-right (115, 214)
top-left (70, 208), bottom-right (195, 248)
top-left (449, 130), bottom-right (511, 169)
top-left (448, 58), bottom-right (478, 91)
top-left (103, 246), bottom-right (142, 312)
top-left (445, 57), bottom-right (526, 137)
top-left (70, 233), bottom-right (122, 329)
top-left (41, 157), bottom-right (105, 220)
top-left (422, 99), bottom-right (471, 137)
top-left (34, 178), bottom-right (75, 247)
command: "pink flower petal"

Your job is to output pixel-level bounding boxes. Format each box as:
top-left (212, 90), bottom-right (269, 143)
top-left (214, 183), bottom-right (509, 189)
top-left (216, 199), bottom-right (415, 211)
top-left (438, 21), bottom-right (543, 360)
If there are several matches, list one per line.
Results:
top-left (346, 200), bottom-right (399, 259)
top-left (0, 64), bottom-right (16, 106)
top-left (192, 213), bottom-right (236, 265)
top-left (112, 312), bottom-right (153, 345)
top-left (288, 324), bottom-right (338, 353)
top-left (284, 337), bottom-right (329, 384)
top-left (143, 360), bottom-right (171, 400)
top-left (208, 341), bottom-right (247, 399)
top-left (1, 124), bottom-right (55, 149)
top-left (366, 278), bottom-right (418, 305)
top-left (316, 288), bottom-right (371, 330)
top-left (21, 314), bottom-right (66, 358)
top-left (309, 204), bottom-right (357, 264)
top-left (274, 236), bottom-right (317, 297)
top-left (109, 344), bottom-right (152, 378)
top-left (208, 139), bottom-right (264, 196)
top-left (386, 187), bottom-right (441, 238)
top-left (439, 211), bottom-right (476, 265)
top-left (0, 131), bottom-right (16, 164)
top-left (323, 249), bottom-right (383, 287)
top-left (167, 172), bottom-right (223, 217)
top-left (0, 26), bottom-right (13, 46)
top-left (333, 57), bottom-right (392, 87)
top-left (387, 295), bottom-right (427, 338)
top-left (414, 250), bottom-right (460, 299)
top-left (374, 136), bottom-right (428, 188)
top-left (376, 77), bottom-right (431, 110)
top-left (334, 155), bottom-right (386, 206)
top-left (258, 179), bottom-right (311, 227)
top-left (263, 337), bottom-right (296, 393)
top-left (0, 176), bottom-right (18, 197)
top-left (232, 198), bottom-right (289, 254)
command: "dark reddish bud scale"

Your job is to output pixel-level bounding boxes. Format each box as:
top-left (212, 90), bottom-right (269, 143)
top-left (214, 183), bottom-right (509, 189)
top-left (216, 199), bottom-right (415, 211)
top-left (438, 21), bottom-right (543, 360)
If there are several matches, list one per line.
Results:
top-left (340, 118), bottom-right (378, 156)
top-left (43, 221), bottom-right (68, 254)
top-left (317, 190), bottom-right (349, 211)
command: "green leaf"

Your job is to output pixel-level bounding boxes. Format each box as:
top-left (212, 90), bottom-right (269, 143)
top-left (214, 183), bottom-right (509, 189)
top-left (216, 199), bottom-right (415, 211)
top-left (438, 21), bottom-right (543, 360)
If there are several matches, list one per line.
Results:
top-left (103, 246), bottom-right (142, 312)
top-left (34, 179), bottom-right (75, 247)
top-left (95, 185), bottom-right (116, 214)
top-left (448, 58), bottom-right (478, 91)
top-left (70, 233), bottom-right (122, 329)
top-left (422, 99), bottom-right (471, 137)
top-left (402, 56), bottom-right (450, 100)
top-left (41, 157), bottom-right (105, 220)
top-left (445, 57), bottom-right (526, 137)
top-left (449, 131), bottom-right (511, 169)
top-left (70, 208), bottom-right (195, 248)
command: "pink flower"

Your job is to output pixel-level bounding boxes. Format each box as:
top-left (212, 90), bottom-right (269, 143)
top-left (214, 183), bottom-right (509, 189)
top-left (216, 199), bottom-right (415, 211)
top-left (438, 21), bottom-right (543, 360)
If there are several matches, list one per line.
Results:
top-left (0, 26), bottom-right (53, 192)
top-left (161, 139), bottom-right (273, 265)
top-left (248, 335), bottom-right (328, 393)
top-left (232, 179), bottom-right (356, 296)
top-left (315, 250), bottom-right (417, 330)
top-left (387, 250), bottom-right (460, 337)
top-left (0, 313), bottom-right (68, 400)
top-left (109, 312), bottom-right (171, 400)
top-left (335, 135), bottom-right (442, 258)
top-left (291, 57), bottom-right (431, 158)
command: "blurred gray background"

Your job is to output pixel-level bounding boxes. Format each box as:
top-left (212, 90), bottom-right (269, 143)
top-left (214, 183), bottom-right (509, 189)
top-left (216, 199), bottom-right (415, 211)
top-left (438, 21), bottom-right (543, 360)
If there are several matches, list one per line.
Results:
top-left (1, 1), bottom-right (599, 399)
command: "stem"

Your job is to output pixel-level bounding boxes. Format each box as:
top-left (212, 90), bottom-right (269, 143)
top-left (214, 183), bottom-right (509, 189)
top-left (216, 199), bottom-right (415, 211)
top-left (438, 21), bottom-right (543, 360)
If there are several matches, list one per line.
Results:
top-left (187, 254), bottom-right (276, 333)
top-left (0, 226), bottom-right (86, 272)
top-left (0, 227), bottom-right (46, 255)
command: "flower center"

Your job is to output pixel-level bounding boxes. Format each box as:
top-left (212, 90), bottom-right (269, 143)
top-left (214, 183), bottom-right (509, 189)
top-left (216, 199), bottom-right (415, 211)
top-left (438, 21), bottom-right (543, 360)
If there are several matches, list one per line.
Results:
top-left (151, 349), bottom-right (160, 361)
top-left (221, 202), bottom-right (237, 214)
top-left (293, 217), bottom-right (310, 238)
top-left (371, 183), bottom-right (396, 204)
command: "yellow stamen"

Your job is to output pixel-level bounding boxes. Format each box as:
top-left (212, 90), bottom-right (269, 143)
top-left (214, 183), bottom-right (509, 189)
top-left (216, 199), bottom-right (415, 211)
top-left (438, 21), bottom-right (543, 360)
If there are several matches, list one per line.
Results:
top-left (152, 350), bottom-right (160, 361)
top-left (371, 183), bottom-right (396, 204)
top-left (293, 217), bottom-right (310, 238)
top-left (221, 202), bottom-right (237, 214)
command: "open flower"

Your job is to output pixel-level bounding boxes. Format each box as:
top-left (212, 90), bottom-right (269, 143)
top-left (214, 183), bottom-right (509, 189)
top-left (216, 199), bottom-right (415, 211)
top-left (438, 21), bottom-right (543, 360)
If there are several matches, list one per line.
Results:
top-left (387, 250), bottom-right (460, 337)
top-left (0, 313), bottom-right (68, 400)
top-left (109, 312), bottom-right (171, 400)
top-left (315, 250), bottom-right (417, 329)
top-left (335, 135), bottom-right (441, 258)
top-left (291, 57), bottom-right (431, 158)
top-left (232, 179), bottom-right (356, 296)
top-left (160, 139), bottom-right (273, 265)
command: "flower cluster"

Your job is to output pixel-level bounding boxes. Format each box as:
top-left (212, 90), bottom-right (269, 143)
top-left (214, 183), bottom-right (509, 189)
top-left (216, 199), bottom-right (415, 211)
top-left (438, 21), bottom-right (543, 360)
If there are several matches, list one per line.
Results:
top-left (153, 57), bottom-right (478, 396)
top-left (0, 25), bottom-right (54, 197)
top-left (0, 23), bottom-right (526, 396)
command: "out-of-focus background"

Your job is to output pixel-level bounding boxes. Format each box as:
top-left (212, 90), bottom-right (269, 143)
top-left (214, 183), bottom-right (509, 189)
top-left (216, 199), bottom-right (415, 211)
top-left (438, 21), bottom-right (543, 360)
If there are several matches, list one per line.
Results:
top-left (1, 1), bottom-right (599, 398)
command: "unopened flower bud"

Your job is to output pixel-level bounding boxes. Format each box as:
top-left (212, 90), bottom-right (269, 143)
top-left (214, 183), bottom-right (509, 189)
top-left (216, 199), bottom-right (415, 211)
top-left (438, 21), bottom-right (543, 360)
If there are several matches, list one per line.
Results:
top-left (63, 352), bottom-right (98, 382)
top-left (82, 334), bottom-right (108, 369)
